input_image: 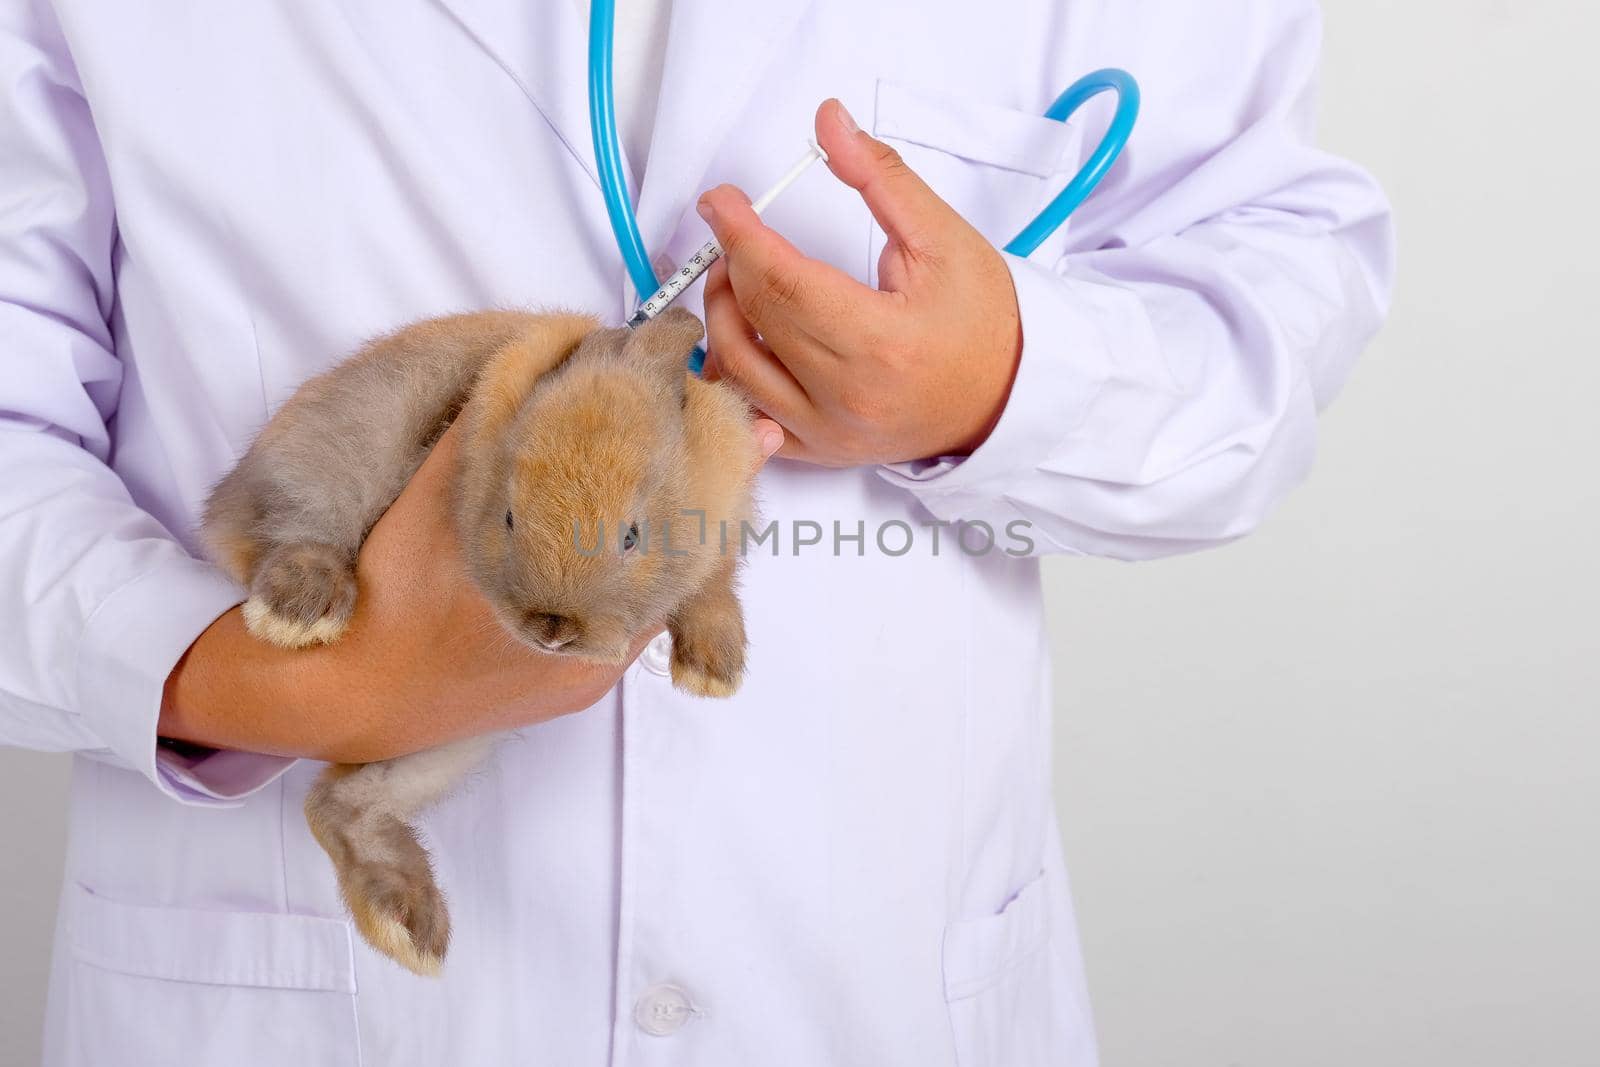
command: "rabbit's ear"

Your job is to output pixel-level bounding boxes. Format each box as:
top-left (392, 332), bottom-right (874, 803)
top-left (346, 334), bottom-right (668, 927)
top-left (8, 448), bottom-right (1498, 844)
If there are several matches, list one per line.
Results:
top-left (621, 308), bottom-right (704, 381)
top-left (468, 313), bottom-right (598, 446)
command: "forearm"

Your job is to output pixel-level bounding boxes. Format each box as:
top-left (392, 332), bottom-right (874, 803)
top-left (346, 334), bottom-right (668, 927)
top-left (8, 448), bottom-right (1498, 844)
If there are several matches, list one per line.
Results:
top-left (158, 605), bottom-right (493, 766)
top-left (158, 606), bottom-right (366, 763)
top-left (160, 585), bottom-right (641, 766)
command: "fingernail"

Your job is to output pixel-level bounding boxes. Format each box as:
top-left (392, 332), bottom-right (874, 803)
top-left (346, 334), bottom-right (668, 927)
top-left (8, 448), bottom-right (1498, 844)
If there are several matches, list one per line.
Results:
top-left (835, 101), bottom-right (859, 136)
top-left (759, 428), bottom-right (784, 458)
top-left (696, 198), bottom-right (717, 225)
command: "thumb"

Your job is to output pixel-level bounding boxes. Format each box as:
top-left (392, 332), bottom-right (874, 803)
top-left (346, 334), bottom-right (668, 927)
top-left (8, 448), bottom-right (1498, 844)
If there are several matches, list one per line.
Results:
top-left (815, 98), bottom-right (960, 257)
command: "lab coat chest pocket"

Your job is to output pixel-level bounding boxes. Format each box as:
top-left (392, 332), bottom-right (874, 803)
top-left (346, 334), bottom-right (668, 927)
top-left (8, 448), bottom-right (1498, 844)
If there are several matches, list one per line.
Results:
top-left (62, 884), bottom-right (361, 1067)
top-left (868, 80), bottom-right (1085, 287)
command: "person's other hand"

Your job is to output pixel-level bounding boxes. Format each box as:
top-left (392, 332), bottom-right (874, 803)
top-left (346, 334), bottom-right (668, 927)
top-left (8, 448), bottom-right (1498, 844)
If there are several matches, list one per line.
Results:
top-left (696, 98), bottom-right (1023, 468)
top-left (161, 419), bottom-right (783, 764)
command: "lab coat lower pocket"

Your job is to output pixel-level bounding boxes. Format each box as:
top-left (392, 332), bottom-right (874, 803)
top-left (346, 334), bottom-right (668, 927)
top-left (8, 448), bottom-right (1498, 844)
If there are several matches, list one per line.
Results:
top-left (942, 869), bottom-right (1060, 1067)
top-left (63, 883), bottom-right (360, 1067)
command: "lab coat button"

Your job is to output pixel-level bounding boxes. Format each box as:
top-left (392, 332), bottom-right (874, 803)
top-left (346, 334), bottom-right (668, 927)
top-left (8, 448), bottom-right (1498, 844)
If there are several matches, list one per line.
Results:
top-left (651, 254), bottom-right (676, 282)
top-left (640, 633), bottom-right (673, 676)
top-left (634, 982), bottom-right (697, 1036)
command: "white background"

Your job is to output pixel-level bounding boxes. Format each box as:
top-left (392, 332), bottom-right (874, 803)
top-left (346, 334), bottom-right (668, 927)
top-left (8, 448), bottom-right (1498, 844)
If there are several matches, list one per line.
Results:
top-left (3, 1), bottom-right (1597, 1063)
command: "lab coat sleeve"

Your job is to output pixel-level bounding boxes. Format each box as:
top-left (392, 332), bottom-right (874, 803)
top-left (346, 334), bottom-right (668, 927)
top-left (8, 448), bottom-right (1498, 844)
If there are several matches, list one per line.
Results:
top-left (879, 2), bottom-right (1397, 560)
top-left (0, 2), bottom-right (294, 804)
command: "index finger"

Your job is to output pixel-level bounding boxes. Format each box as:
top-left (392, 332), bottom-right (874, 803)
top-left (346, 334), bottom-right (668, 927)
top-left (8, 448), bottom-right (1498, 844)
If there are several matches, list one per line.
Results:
top-left (696, 184), bottom-right (889, 353)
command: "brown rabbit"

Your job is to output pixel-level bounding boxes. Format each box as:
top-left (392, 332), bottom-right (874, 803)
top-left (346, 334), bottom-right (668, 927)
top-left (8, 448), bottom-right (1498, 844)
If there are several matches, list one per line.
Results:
top-left (201, 308), bottom-right (756, 975)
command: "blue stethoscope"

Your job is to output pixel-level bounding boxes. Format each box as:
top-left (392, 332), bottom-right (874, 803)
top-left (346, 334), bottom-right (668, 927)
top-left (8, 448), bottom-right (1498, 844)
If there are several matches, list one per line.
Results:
top-left (587, 0), bottom-right (1140, 370)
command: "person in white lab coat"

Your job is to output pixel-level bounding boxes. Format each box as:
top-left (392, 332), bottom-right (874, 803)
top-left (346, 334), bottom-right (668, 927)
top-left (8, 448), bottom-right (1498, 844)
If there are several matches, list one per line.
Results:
top-left (0, 0), bottom-right (1393, 1064)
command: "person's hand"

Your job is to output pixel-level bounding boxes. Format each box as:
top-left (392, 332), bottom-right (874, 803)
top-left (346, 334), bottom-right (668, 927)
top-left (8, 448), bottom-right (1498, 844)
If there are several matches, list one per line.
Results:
top-left (695, 99), bottom-right (1023, 468)
top-left (161, 418), bottom-right (783, 764)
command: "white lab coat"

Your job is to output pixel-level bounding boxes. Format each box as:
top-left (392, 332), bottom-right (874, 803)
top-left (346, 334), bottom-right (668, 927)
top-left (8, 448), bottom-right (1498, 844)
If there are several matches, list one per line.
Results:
top-left (0, 1), bottom-right (1393, 1064)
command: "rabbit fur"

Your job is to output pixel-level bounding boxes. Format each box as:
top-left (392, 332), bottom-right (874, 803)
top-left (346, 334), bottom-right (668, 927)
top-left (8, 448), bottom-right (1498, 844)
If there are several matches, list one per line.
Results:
top-left (201, 308), bottom-right (756, 975)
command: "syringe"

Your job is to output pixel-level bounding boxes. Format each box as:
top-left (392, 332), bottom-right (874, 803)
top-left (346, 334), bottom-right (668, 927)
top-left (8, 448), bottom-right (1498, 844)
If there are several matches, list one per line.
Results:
top-left (627, 139), bottom-right (830, 329)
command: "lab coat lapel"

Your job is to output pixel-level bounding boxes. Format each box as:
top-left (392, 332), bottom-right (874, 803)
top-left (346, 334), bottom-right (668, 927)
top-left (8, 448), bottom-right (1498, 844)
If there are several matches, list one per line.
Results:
top-left (634, 0), bottom-right (813, 257)
top-left (431, 0), bottom-right (609, 189)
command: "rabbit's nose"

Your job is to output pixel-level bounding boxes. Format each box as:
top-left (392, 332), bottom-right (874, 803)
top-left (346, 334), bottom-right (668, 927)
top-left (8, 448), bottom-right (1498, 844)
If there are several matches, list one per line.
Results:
top-left (525, 611), bottom-right (580, 651)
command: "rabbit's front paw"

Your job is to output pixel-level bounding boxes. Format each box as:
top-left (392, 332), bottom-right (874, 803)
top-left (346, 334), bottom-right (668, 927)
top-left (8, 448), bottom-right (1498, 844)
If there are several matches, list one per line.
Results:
top-left (243, 541), bottom-right (358, 648)
top-left (668, 612), bottom-right (745, 699)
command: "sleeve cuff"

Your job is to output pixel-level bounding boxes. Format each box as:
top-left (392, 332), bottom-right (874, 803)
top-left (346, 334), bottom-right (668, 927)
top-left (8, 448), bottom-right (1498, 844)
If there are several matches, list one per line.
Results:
top-left (156, 743), bottom-right (298, 804)
top-left (877, 252), bottom-right (1112, 518)
top-left (73, 555), bottom-right (297, 806)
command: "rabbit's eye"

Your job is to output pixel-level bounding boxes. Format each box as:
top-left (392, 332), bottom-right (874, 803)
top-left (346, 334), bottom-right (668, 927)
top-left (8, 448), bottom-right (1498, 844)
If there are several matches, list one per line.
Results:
top-left (622, 522), bottom-right (640, 552)
top-left (505, 510), bottom-right (515, 532)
